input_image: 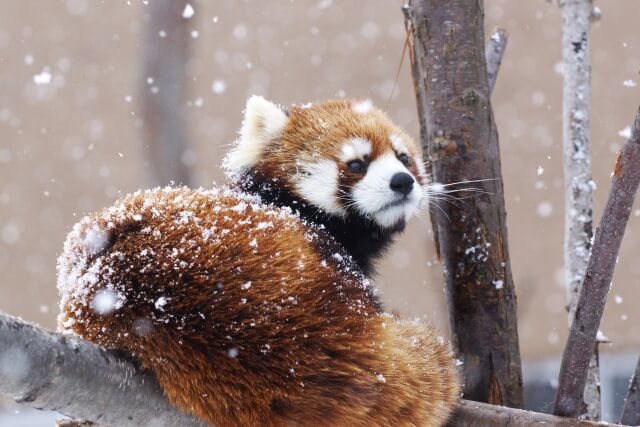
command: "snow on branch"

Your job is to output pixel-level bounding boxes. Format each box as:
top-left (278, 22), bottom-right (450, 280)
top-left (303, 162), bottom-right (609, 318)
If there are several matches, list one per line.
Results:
top-left (0, 311), bottom-right (206, 427)
top-left (485, 28), bottom-right (508, 94)
top-left (554, 106), bottom-right (640, 418)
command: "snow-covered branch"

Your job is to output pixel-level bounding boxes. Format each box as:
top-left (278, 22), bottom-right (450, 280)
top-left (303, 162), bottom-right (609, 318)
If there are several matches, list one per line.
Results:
top-left (554, 106), bottom-right (640, 418)
top-left (0, 311), bottom-right (205, 427)
top-left (559, 0), bottom-right (599, 418)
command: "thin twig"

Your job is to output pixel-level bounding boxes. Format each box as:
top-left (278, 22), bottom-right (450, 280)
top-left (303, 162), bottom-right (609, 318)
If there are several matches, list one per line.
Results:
top-left (0, 311), bottom-right (205, 427)
top-left (621, 356), bottom-right (640, 425)
top-left (554, 106), bottom-right (640, 417)
top-left (485, 28), bottom-right (508, 94)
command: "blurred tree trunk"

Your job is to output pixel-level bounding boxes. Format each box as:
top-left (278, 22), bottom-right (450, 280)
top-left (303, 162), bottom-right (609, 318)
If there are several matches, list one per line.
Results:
top-left (403, 0), bottom-right (523, 407)
top-left (139, 0), bottom-right (192, 187)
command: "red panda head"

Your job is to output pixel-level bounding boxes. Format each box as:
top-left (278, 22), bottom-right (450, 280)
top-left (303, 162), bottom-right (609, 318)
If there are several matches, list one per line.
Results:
top-left (224, 96), bottom-right (428, 230)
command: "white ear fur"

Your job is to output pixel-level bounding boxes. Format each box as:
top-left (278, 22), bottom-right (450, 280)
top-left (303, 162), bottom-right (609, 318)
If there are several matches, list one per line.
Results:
top-left (225, 96), bottom-right (288, 171)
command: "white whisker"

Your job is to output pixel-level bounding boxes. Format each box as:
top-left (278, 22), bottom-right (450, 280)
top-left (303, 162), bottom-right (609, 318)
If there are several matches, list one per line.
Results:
top-left (430, 178), bottom-right (499, 188)
top-left (428, 201), bottom-right (451, 222)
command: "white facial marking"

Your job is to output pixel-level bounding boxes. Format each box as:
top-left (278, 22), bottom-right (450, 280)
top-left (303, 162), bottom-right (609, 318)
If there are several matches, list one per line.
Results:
top-left (351, 99), bottom-right (373, 114)
top-left (429, 182), bottom-right (445, 193)
top-left (371, 204), bottom-right (409, 229)
top-left (352, 152), bottom-right (422, 228)
top-left (224, 96), bottom-right (288, 173)
top-left (295, 159), bottom-right (345, 216)
top-left (390, 133), bottom-right (409, 153)
top-left (339, 137), bottom-right (372, 162)
top-left (391, 133), bottom-right (427, 181)
top-left (414, 156), bottom-right (427, 180)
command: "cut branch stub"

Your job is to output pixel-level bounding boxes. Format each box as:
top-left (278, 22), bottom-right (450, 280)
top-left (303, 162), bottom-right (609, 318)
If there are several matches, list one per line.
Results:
top-left (0, 311), bottom-right (206, 427)
top-left (403, 0), bottom-right (523, 407)
top-left (485, 28), bottom-right (508, 94)
top-left (554, 106), bottom-right (640, 417)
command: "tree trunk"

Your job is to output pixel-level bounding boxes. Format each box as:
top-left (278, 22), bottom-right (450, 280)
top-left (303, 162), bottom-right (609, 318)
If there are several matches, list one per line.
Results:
top-left (403, 0), bottom-right (523, 407)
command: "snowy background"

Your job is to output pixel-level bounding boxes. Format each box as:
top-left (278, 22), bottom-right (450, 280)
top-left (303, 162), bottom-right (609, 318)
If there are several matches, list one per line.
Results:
top-left (1, 0), bottom-right (640, 423)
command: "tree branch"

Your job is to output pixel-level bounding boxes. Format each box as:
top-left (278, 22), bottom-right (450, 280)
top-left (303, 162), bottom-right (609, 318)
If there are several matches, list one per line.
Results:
top-left (449, 400), bottom-right (620, 426)
top-left (620, 356), bottom-right (640, 425)
top-left (403, 0), bottom-right (523, 407)
top-left (139, 0), bottom-right (192, 187)
top-left (554, 106), bottom-right (640, 417)
top-left (485, 28), bottom-right (508, 94)
top-left (0, 311), bottom-right (205, 427)
top-left (558, 0), bottom-right (600, 419)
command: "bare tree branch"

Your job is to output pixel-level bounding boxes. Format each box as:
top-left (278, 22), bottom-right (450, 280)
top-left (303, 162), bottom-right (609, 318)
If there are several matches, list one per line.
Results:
top-left (403, 0), bottom-right (523, 407)
top-left (139, 0), bottom-right (192, 187)
top-left (554, 107), bottom-right (640, 417)
top-left (558, 0), bottom-right (600, 419)
top-left (621, 356), bottom-right (640, 425)
top-left (485, 28), bottom-right (508, 94)
top-left (449, 399), bottom-right (620, 426)
top-left (0, 311), bottom-right (205, 427)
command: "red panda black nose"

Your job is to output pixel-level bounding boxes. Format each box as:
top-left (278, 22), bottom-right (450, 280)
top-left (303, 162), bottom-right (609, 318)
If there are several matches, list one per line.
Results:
top-left (390, 172), bottom-right (414, 196)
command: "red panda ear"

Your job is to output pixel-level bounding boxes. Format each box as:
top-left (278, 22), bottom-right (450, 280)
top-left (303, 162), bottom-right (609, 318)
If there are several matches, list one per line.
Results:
top-left (225, 96), bottom-right (288, 172)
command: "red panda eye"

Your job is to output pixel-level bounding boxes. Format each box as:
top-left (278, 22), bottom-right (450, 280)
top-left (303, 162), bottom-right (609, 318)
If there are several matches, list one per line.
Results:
top-left (398, 153), bottom-right (410, 167)
top-left (347, 159), bottom-right (366, 173)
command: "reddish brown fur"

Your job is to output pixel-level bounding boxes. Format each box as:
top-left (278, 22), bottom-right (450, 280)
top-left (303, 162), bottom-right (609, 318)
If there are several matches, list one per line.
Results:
top-left (262, 100), bottom-right (425, 195)
top-left (58, 100), bottom-right (460, 426)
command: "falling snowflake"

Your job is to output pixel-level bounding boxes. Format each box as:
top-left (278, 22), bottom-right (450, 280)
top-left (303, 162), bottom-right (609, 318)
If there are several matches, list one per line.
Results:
top-left (33, 68), bottom-right (52, 85)
top-left (182, 3), bottom-right (194, 19)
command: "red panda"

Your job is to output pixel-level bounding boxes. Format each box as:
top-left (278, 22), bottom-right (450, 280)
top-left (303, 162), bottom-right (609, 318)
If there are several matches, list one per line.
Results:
top-left (57, 97), bottom-right (460, 426)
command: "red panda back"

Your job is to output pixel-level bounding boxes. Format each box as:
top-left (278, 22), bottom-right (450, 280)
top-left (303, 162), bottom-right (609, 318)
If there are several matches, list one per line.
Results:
top-left (58, 186), bottom-right (458, 426)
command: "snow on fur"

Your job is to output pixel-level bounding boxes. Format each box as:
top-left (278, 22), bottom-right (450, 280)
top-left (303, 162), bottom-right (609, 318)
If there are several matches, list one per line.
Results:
top-left (57, 98), bottom-right (459, 427)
